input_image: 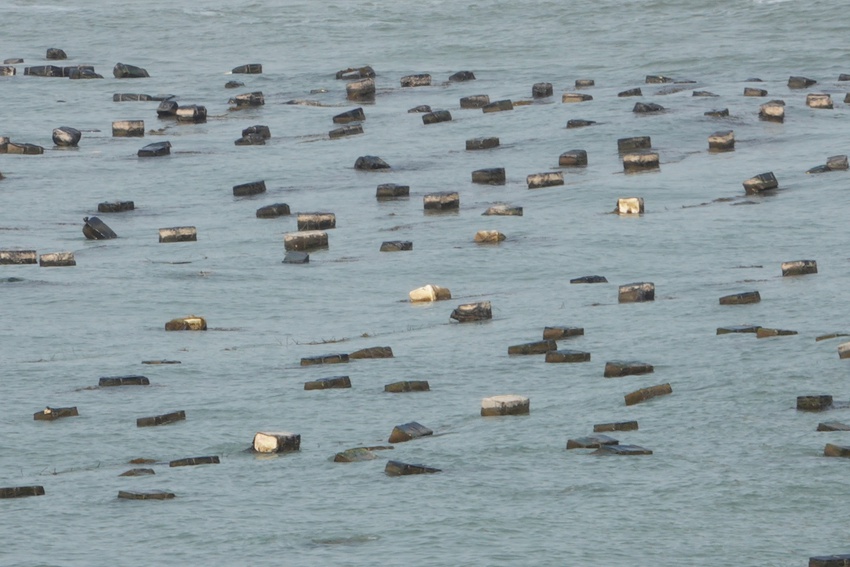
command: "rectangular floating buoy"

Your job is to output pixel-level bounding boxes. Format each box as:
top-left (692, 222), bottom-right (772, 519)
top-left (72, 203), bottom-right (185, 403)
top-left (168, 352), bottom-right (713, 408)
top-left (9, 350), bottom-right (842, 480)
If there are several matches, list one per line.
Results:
top-left (304, 376), bottom-right (352, 390)
top-left (481, 394), bottom-right (529, 416)
top-left (33, 406), bottom-right (78, 421)
top-left (233, 180), bottom-right (266, 197)
top-left (99, 375), bottom-right (150, 387)
top-left (384, 381), bottom-right (430, 393)
top-left (137, 410), bottom-right (186, 427)
top-left (0, 250), bottom-right (37, 265)
top-left (624, 383), bottom-right (672, 406)
top-left (252, 431), bottom-right (300, 453)
top-left (169, 456), bottom-right (219, 467)
top-left (300, 353), bottom-right (349, 366)
top-left (38, 252), bottom-right (75, 267)
top-left (159, 227), bottom-right (196, 243)
top-left (0, 486), bottom-right (45, 498)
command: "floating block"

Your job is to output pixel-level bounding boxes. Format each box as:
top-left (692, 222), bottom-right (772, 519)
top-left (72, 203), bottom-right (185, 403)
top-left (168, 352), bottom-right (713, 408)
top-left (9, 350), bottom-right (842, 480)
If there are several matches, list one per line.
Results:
top-left (566, 119), bottom-right (596, 128)
top-left (119, 468), bottom-right (155, 477)
top-left (542, 326), bottom-right (584, 340)
top-left (159, 227), bottom-right (196, 243)
top-left (624, 383), bottom-right (672, 406)
top-left (759, 100), bottom-right (785, 122)
top-left (623, 151), bottom-right (659, 172)
top-left (297, 212), bottom-right (335, 231)
top-left (756, 327), bottom-right (797, 339)
top-left (228, 92), bottom-right (264, 107)
top-left (350, 346), bottom-right (393, 359)
top-left (284, 230), bottom-right (328, 251)
top-left (807, 94), bottom-right (833, 109)
top-left (376, 183), bottom-right (410, 200)
top-left (52, 126), bottom-right (81, 147)
top-left (423, 191), bottom-right (459, 210)
top-left (618, 136), bottom-right (651, 152)
top-left (618, 88), bottom-right (642, 97)
top-left (113, 63), bottom-right (149, 78)
top-left (450, 301), bottom-right (492, 322)
top-left (566, 434), bottom-right (618, 449)
top-left (409, 284), bottom-right (451, 302)
top-left (532, 83), bottom-right (553, 98)
top-left (169, 456), bottom-right (219, 467)
top-left (594, 421), bottom-right (639, 432)
top-left (98, 201), bottom-right (135, 213)
top-left (83, 216), bottom-right (117, 239)
top-left (592, 444), bottom-right (652, 455)
top-left (118, 490), bottom-right (175, 500)
top-left (355, 155), bottom-right (390, 170)
top-left (0, 250), bottom-right (36, 265)
top-left (839, 342), bottom-right (850, 359)
top-left (448, 70), bottom-right (475, 82)
top-left (384, 461), bottom-right (441, 476)
top-left (824, 444), bottom-right (850, 458)
top-left (112, 120), bottom-right (144, 137)
top-left (481, 394), bottom-right (529, 416)
top-left (472, 168), bottom-right (506, 185)
top-left (482, 99), bottom-right (513, 113)
top-left (283, 251), bottom-right (309, 264)
top-left (33, 406), bottom-right (78, 421)
top-left (329, 125), bottom-right (363, 139)
top-left (400, 74), bottom-right (431, 87)
top-left (604, 361), bottom-right (654, 378)
top-left (38, 252), bottom-right (75, 267)
top-left (7, 142), bottom-right (44, 155)
top-left (422, 110), bottom-right (452, 124)
top-left (545, 350), bottom-right (590, 363)
top-left (388, 421), bottom-right (432, 443)
top-left (99, 375), bottom-right (149, 387)
top-left (719, 291), bottom-right (760, 305)
top-left (137, 141), bottom-right (171, 157)
top-left (527, 171), bottom-right (563, 189)
top-left (256, 203), bottom-right (291, 218)
top-left (559, 150), bottom-right (587, 166)
top-left (164, 316), bottom-right (207, 331)
top-left (300, 353), bottom-right (349, 366)
top-left (508, 340), bottom-right (556, 355)
top-left (616, 197), bottom-right (644, 214)
top-left (385, 381), bottom-right (430, 393)
top-left (562, 92), bottom-right (592, 103)
top-left (782, 259), bottom-right (817, 276)
top-left (460, 95), bottom-right (490, 109)
top-left (137, 411), bottom-right (185, 427)
top-left (483, 204), bottom-right (522, 216)
top-left (466, 137), bottom-right (499, 150)
top-left (474, 230), bottom-right (505, 243)
top-left (716, 325), bottom-right (761, 335)
top-left (252, 431), bottom-right (300, 453)
top-left (818, 422), bottom-right (850, 432)
top-left (744, 87), bottom-right (767, 96)
top-left (380, 241), bottom-right (412, 252)
top-left (570, 275), bottom-right (607, 284)
top-left (618, 282), bottom-right (655, 303)
top-left (346, 78), bottom-right (375, 101)
top-left (788, 76), bottom-right (817, 89)
top-left (633, 102), bottom-right (664, 113)
top-left (708, 130), bottom-right (734, 151)
top-left (0, 486), bottom-right (45, 499)
top-left (797, 395), bottom-right (833, 412)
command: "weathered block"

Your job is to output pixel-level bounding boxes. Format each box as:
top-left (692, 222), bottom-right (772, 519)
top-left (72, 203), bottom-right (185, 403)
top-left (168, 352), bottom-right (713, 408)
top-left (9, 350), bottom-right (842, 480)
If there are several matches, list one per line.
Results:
top-left (708, 130), bottom-right (734, 151)
top-left (482, 99), bottom-right (513, 113)
top-left (466, 137), bottom-right (500, 150)
top-left (24, 65), bottom-right (63, 77)
top-left (570, 275), bottom-right (607, 284)
top-left (228, 92), bottom-right (264, 107)
top-left (253, 431), bottom-right (300, 453)
top-left (594, 421), bottom-right (639, 432)
top-left (346, 77), bottom-right (375, 101)
top-left (156, 100), bottom-right (178, 117)
top-left (542, 326), bottom-right (584, 340)
top-left (164, 316), bottom-right (206, 331)
top-left (809, 554), bottom-right (850, 567)
top-left (472, 168), bottom-right (506, 185)
top-left (118, 490), bottom-right (174, 500)
top-left (559, 150), bottom-right (587, 166)
top-left (618, 282), bottom-right (655, 303)
top-left (692, 90), bottom-right (718, 97)
top-left (33, 406), bottom-right (78, 421)
top-left (99, 375), bottom-right (149, 387)
top-left (781, 259), bottom-right (817, 276)
top-left (798, 395), bottom-right (833, 412)
top-left (757, 327), bottom-right (799, 338)
top-left (235, 133), bottom-right (265, 146)
top-left (483, 204), bottom-right (522, 216)
top-left (284, 230), bottom-right (328, 251)
top-left (562, 93), bottom-right (592, 103)
top-left (113, 63), bottom-right (149, 78)
top-left (824, 444), bottom-right (850, 458)
top-left (138, 141), bottom-right (171, 157)
top-left (385, 381), bottom-right (430, 393)
top-left (818, 422), bottom-right (850, 432)
top-left (137, 410), bottom-right (186, 427)
top-left (83, 216), bottom-right (117, 239)
top-left (616, 197), bottom-right (644, 215)
top-left (232, 63), bottom-right (262, 74)
top-left (838, 342), bottom-right (850, 360)
top-left (592, 444), bottom-right (652, 455)
top-left (67, 67), bottom-right (104, 79)
top-left (566, 434), bottom-right (618, 449)
top-left (401, 74), bottom-right (431, 87)
top-left (0, 486), bottom-right (45, 498)
top-left (98, 201), bottom-right (134, 213)
top-left (508, 340), bottom-right (556, 355)
top-left (408, 105), bottom-right (431, 113)
top-left (566, 119), bottom-right (596, 128)
top-left (450, 301), bottom-right (492, 322)
top-left (633, 102), bottom-right (664, 113)
top-left (39, 252), bottom-right (76, 267)
top-left (546, 349), bottom-right (591, 363)
top-left (624, 383), bottom-right (672, 406)
top-left (807, 93), bottom-right (833, 109)
top-left (52, 126), bottom-right (81, 147)
top-left (233, 180), bottom-right (266, 197)
top-left (380, 241), bottom-right (412, 252)
top-left (575, 79), bottom-right (594, 88)
top-left (355, 155), bottom-right (390, 170)
top-left (350, 346), bottom-right (393, 359)
top-left (409, 284), bottom-right (451, 302)
top-left (334, 448), bottom-right (378, 462)
top-left (389, 422), bottom-right (433, 443)
top-left (460, 95), bottom-right (490, 109)
top-left (112, 120), bottom-right (145, 138)
top-left (297, 212), bottom-right (335, 231)
top-left (705, 108), bottom-right (730, 117)
top-left (532, 83), bottom-right (553, 98)
top-left (623, 152), bottom-right (660, 172)
top-left (256, 203), bottom-right (290, 218)
top-left (113, 93), bottom-right (152, 101)
top-left (618, 136), bottom-right (651, 152)
top-left (618, 88), bottom-right (642, 97)
top-left (0, 65), bottom-right (16, 76)
top-left (719, 291), bottom-right (760, 305)
top-left (481, 394), bottom-right (529, 416)
top-left (376, 183), bottom-right (409, 200)
top-left (645, 75), bottom-right (673, 84)
top-left (816, 333), bottom-right (850, 342)
top-left (119, 468), bottom-right (155, 477)
top-left (604, 361), bottom-right (654, 378)
top-left (716, 325), bottom-right (760, 335)
top-left (332, 108), bottom-right (365, 125)
top-left (384, 461), bottom-right (441, 476)
top-left (744, 87), bottom-right (767, 97)
top-left (283, 251), bottom-right (309, 264)
top-left (336, 66), bottom-right (375, 80)
top-left (46, 48), bottom-right (67, 60)
top-left (423, 191), bottom-right (459, 210)
top-left (788, 76), bottom-right (817, 89)
top-left (0, 250), bottom-right (37, 265)
top-left (141, 360), bottom-right (180, 365)
top-left (527, 172), bottom-right (563, 189)
top-left (448, 70), bottom-right (475, 82)
top-left (827, 155), bottom-right (849, 170)
top-left (3, 58), bottom-right (23, 64)
top-left (422, 110), bottom-right (452, 124)
top-left (304, 376), bottom-right (351, 390)
top-left (759, 100), bottom-right (785, 122)
top-left (474, 230), bottom-right (506, 243)
top-left (175, 105), bottom-right (207, 123)
top-left (743, 172), bottom-right (778, 194)
top-left (169, 456), bottom-right (219, 467)
top-left (5, 142), bottom-right (43, 155)
top-left (300, 353), bottom-right (348, 366)
top-left (159, 227), bottom-right (196, 243)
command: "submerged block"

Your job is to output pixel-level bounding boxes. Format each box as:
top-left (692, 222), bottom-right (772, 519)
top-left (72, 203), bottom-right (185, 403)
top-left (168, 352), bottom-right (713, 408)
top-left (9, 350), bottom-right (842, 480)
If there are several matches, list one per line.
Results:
top-left (118, 490), bottom-right (174, 500)
top-left (334, 448), bottom-right (379, 462)
top-left (336, 66), bottom-right (375, 80)
top-left (705, 108), bottom-right (730, 117)
top-left (508, 340), bottom-right (556, 355)
top-left (624, 383), bottom-right (672, 406)
top-left (423, 191), bottom-right (459, 210)
top-left (388, 421), bottom-right (433, 443)
top-left (483, 204), bottom-right (522, 216)
top-left (284, 230), bottom-right (328, 251)
top-left (562, 92), bottom-right (592, 103)
top-left (0, 486), bottom-right (45, 499)
top-left (527, 171), bottom-right (563, 189)
top-left (297, 212), bottom-right (336, 231)
top-left (788, 76), bottom-right (817, 89)
top-left (376, 183), bottom-right (410, 200)
top-left (112, 120), bottom-right (144, 137)
top-left (618, 282), bottom-right (655, 303)
top-left (545, 350), bottom-right (591, 363)
top-left (137, 141), bottom-right (171, 157)
top-left (481, 394), bottom-right (529, 416)
top-left (6, 142), bottom-right (43, 155)
top-left (329, 125), bottom-right (363, 139)
top-left (385, 381), bottom-right (430, 393)
top-left (119, 468), bottom-right (155, 477)
top-left (156, 100), bottom-right (179, 117)
top-left (797, 395), bottom-right (833, 412)
top-left (252, 432), bottom-right (300, 453)
top-left (300, 353), bottom-right (349, 366)
top-left (570, 275), bottom-right (607, 284)
top-left (137, 410), bottom-right (185, 427)
top-left (756, 328), bottom-right (797, 338)
top-left (159, 227), bottom-right (196, 243)
top-left (618, 88), bottom-right (642, 97)
top-left (466, 137), bottom-right (500, 150)
top-left (809, 555), bottom-right (850, 567)
top-left (38, 252), bottom-right (76, 267)
top-left (164, 316), bottom-right (207, 331)
top-left (380, 241), bottom-right (412, 252)
top-left (33, 406), bottom-right (78, 421)
top-left (482, 99), bottom-right (513, 113)
top-left (818, 422), bottom-right (850, 432)
top-left (604, 361), bottom-right (654, 378)
top-left (355, 155), bottom-right (390, 170)
top-left (472, 168), bottom-right (506, 185)
top-left (24, 65), bottom-right (63, 77)
top-left (448, 70), bottom-right (475, 82)
top-left (623, 152), bottom-right (659, 172)
top-left (283, 251), bottom-right (309, 264)
top-left (99, 375), bottom-right (149, 387)
top-left (633, 102), bottom-right (664, 113)
top-left (228, 92), bottom-right (264, 107)
top-left (450, 301), bottom-right (492, 322)
top-left (645, 75), bottom-right (673, 84)
top-left (46, 48), bottom-right (68, 60)
top-left (576, 79), bottom-right (595, 88)
top-left (824, 444), bottom-right (850, 458)
top-left (566, 119), bottom-right (596, 128)
top-left (566, 434), bottom-right (618, 449)
top-left (232, 63), bottom-right (262, 74)
top-left (592, 444), bottom-right (652, 456)
top-left (409, 284), bottom-right (451, 302)
top-left (719, 291), bottom-right (761, 305)
top-left (169, 456), bottom-right (219, 467)
top-left (233, 180), bottom-right (266, 197)
top-left (782, 260), bottom-right (817, 276)
top-left (384, 461), bottom-right (441, 476)
top-left (256, 203), bottom-right (290, 218)
top-left (594, 421), bottom-right (639, 432)
top-left (838, 342), bottom-right (850, 360)
top-left (542, 326), bottom-right (584, 340)
top-left (235, 133), bottom-right (265, 146)
top-left (744, 87), bottom-right (767, 97)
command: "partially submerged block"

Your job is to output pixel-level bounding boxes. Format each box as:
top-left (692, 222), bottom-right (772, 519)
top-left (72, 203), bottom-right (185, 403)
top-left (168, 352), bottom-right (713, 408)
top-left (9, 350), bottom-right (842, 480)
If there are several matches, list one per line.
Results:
top-left (562, 92), bottom-right (592, 103)
top-left (719, 291), bottom-right (761, 305)
top-left (401, 74), bottom-right (431, 87)
top-left (53, 126), bottom-right (81, 147)
top-left (592, 444), bottom-right (652, 456)
top-left (782, 259), bottom-right (817, 276)
top-left (807, 93), bottom-right (833, 109)
top-left (618, 282), bottom-right (655, 303)
top-left (0, 486), bottom-right (45, 498)
top-left (797, 395), bottom-right (833, 412)
top-left (232, 63), bottom-right (262, 74)
top-left (483, 204), bottom-right (522, 216)
top-left (252, 431), bottom-right (300, 453)
top-left (164, 316), bottom-right (207, 331)
top-left (256, 203), bottom-right (290, 218)
top-left (46, 48), bottom-right (68, 60)
top-left (633, 102), bottom-right (664, 113)
top-left (159, 227), bottom-right (196, 243)
top-left (297, 212), bottom-right (336, 231)
top-left (809, 554), bottom-right (850, 567)
top-left (527, 171), bottom-right (563, 189)
top-left (242, 125), bottom-right (271, 139)
top-left (838, 342), bottom-right (850, 360)
top-left (284, 230), bottom-right (328, 251)
top-left (422, 110), bottom-right (452, 125)
top-left (570, 275), bottom-right (607, 284)
top-left (137, 411), bottom-right (185, 427)
top-left (566, 119), bottom-right (596, 128)
top-left (759, 100), bottom-right (785, 122)
top-left (460, 95), bottom-right (490, 109)
top-left (119, 468), bottom-right (155, 477)
top-left (38, 252), bottom-right (75, 267)
top-left (532, 83), bottom-right (553, 98)
top-left (788, 76), bottom-right (817, 89)
top-left (623, 151), bottom-right (659, 172)
top-left (566, 434), bottom-right (618, 449)
top-left (423, 191), bottom-right (459, 211)
top-left (228, 91), bottom-right (264, 107)
top-left (645, 75), bottom-right (673, 83)
top-left (334, 448), bottom-right (378, 462)
top-left (156, 100), bottom-right (178, 117)
top-left (824, 444), bottom-right (850, 458)
top-left (472, 168), bottom-right (506, 185)
top-left (350, 346), bottom-right (393, 359)
top-left (508, 340), bottom-right (556, 355)
top-left (376, 183), bottom-right (410, 200)
top-left (336, 66), bottom-right (375, 80)
top-left (388, 421), bottom-right (433, 443)
top-left (474, 230), bottom-right (505, 243)
top-left (744, 87), bottom-right (767, 97)
top-left (450, 301), bottom-right (492, 322)
top-left (467, 137), bottom-right (500, 150)
top-left (118, 490), bottom-right (175, 500)
top-left (481, 394), bottom-right (529, 416)
top-left (24, 65), bottom-right (63, 77)
top-left (232, 180), bottom-right (266, 197)
top-left (542, 326), bottom-right (584, 340)
top-left (818, 422), bottom-right (850, 432)
top-left (99, 375), bottom-right (149, 387)
top-left (409, 284), bottom-right (451, 302)
top-left (448, 70), bottom-right (475, 82)
top-left (6, 142), bottom-right (44, 155)
top-left (385, 381), bottom-right (430, 393)
top-left (545, 350), bottom-right (591, 363)
top-left (624, 383), bottom-right (672, 406)
top-left (346, 77), bottom-right (375, 101)
top-left (575, 79), bottom-right (595, 88)
top-left (594, 421), bottom-right (638, 432)
top-left (708, 130), bottom-right (734, 151)
top-left (756, 327), bottom-right (797, 338)
top-left (113, 62), bottom-right (149, 78)
top-left (618, 88), bottom-right (642, 97)
top-left (137, 141), bottom-right (171, 157)
top-left (98, 201), bottom-right (134, 213)
top-left (300, 353), bottom-right (349, 366)
top-left (380, 241), bottom-right (412, 252)
top-left (384, 461), bottom-right (441, 476)
top-left (329, 125), bottom-right (363, 139)
top-left (33, 406), bottom-right (78, 421)
top-left (559, 150), bottom-right (587, 167)
top-left (482, 99), bottom-right (513, 113)
top-left (283, 251), bottom-right (309, 264)
top-left (169, 456), bottom-right (219, 467)
top-left (616, 197), bottom-right (644, 215)
top-left (604, 361), bottom-right (654, 378)
top-left (176, 105), bottom-right (207, 122)
top-left (355, 155), bottom-right (390, 170)
top-left (705, 108), bottom-right (729, 117)
top-left (618, 136), bottom-right (651, 152)
top-left (743, 172), bottom-right (778, 194)
top-left (83, 216), bottom-right (117, 240)
top-left (112, 120), bottom-right (144, 137)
